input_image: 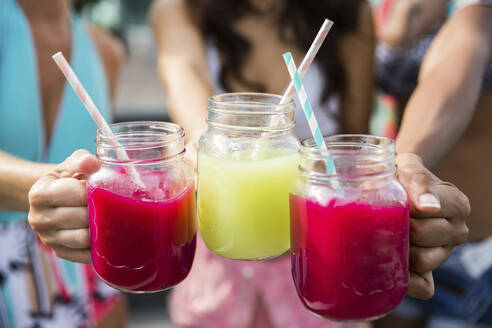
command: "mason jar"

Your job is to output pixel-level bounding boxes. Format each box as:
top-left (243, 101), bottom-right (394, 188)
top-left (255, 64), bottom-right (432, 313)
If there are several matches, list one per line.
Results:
top-left (290, 135), bottom-right (409, 320)
top-left (197, 92), bottom-right (299, 260)
top-left (87, 122), bottom-right (196, 293)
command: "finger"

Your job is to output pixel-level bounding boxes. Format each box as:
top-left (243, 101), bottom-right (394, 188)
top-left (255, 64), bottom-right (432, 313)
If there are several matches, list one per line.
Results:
top-left (408, 271), bottom-right (434, 300)
top-left (29, 177), bottom-right (87, 208)
top-left (410, 217), bottom-right (468, 247)
top-left (40, 228), bottom-right (90, 249)
top-left (56, 149), bottom-right (100, 178)
top-left (29, 206), bottom-right (89, 231)
top-left (417, 182), bottom-right (471, 220)
top-left (410, 245), bottom-right (452, 273)
top-left (52, 246), bottom-right (91, 264)
top-left (396, 156), bottom-right (441, 213)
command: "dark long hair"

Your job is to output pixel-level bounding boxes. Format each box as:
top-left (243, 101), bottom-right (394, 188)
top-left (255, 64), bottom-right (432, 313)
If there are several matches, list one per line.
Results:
top-left (186, 0), bottom-right (364, 102)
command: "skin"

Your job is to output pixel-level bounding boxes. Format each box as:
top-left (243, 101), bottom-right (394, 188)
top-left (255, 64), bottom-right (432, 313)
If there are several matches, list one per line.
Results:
top-left (396, 5), bottom-right (492, 169)
top-left (2, 0), bottom-right (126, 326)
top-left (374, 155), bottom-right (471, 325)
top-left (149, 0), bottom-right (374, 167)
top-left (396, 5), bottom-right (492, 240)
top-left (376, 5), bottom-right (491, 327)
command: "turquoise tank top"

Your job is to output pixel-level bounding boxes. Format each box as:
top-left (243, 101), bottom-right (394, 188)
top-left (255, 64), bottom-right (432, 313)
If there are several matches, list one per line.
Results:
top-left (0, 0), bottom-right (112, 223)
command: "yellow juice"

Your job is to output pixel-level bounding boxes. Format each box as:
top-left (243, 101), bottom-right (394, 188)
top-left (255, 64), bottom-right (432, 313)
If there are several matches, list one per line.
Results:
top-left (197, 151), bottom-right (299, 260)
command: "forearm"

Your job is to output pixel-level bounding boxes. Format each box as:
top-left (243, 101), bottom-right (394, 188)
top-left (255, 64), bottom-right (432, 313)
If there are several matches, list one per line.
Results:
top-left (396, 68), bottom-right (482, 168)
top-left (396, 6), bottom-right (492, 169)
top-left (0, 151), bottom-right (54, 211)
top-left (158, 58), bottom-right (211, 141)
top-left (150, 0), bottom-right (211, 142)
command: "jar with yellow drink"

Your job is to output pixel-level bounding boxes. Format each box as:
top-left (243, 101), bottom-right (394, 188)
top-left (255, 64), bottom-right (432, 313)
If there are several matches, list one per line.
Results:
top-left (197, 93), bottom-right (299, 260)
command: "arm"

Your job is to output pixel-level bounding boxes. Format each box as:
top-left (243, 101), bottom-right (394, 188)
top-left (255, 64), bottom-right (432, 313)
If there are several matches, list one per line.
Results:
top-left (396, 5), bottom-right (492, 168)
top-left (0, 151), bottom-right (54, 211)
top-left (338, 0), bottom-right (375, 134)
top-left (150, 0), bottom-right (212, 143)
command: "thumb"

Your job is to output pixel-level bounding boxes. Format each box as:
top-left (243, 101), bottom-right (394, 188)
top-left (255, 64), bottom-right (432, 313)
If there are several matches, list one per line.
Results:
top-left (396, 153), bottom-right (441, 213)
top-left (56, 149), bottom-right (100, 178)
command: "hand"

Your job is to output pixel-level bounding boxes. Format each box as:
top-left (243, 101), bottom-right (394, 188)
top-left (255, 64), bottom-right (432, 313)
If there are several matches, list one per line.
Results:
top-left (396, 153), bottom-right (470, 300)
top-left (28, 150), bottom-right (101, 264)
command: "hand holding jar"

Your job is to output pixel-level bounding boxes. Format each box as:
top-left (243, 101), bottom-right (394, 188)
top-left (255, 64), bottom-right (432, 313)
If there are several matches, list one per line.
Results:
top-left (29, 122), bottom-right (197, 293)
top-left (395, 153), bottom-right (470, 300)
top-left (28, 149), bottom-right (98, 264)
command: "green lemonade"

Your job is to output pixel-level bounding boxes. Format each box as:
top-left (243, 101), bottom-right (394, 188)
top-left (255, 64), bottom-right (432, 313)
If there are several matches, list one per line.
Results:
top-left (197, 151), bottom-right (299, 260)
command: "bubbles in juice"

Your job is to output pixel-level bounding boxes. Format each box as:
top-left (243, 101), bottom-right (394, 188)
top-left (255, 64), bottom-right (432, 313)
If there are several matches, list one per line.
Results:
top-left (87, 170), bottom-right (196, 292)
top-left (290, 195), bottom-right (409, 320)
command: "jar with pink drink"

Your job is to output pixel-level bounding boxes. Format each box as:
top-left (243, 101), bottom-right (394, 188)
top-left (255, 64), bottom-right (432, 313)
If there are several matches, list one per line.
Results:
top-left (87, 122), bottom-right (196, 293)
top-left (290, 135), bottom-right (409, 321)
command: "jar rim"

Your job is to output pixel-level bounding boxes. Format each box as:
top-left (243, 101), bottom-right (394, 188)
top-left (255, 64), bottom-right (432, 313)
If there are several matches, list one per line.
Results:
top-left (301, 134), bottom-right (394, 154)
top-left (299, 134), bottom-right (396, 180)
top-left (96, 121), bottom-right (184, 148)
top-left (95, 121), bottom-right (185, 164)
top-left (208, 92), bottom-right (295, 114)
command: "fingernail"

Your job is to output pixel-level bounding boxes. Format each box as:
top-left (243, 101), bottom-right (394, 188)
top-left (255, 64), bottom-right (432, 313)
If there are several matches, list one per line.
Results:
top-left (419, 193), bottom-right (441, 209)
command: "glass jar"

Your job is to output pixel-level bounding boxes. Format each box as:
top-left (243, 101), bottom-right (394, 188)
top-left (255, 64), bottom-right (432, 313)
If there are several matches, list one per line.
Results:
top-left (87, 122), bottom-right (196, 293)
top-left (290, 135), bottom-right (409, 321)
top-left (197, 93), bottom-right (299, 260)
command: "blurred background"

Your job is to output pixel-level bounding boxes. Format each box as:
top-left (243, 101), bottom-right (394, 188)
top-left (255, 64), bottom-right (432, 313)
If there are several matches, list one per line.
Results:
top-left (79, 0), bottom-right (170, 123)
top-left (79, 1), bottom-right (172, 326)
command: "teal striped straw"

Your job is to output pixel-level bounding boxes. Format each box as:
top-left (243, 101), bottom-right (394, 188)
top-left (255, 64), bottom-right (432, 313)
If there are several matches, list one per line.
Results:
top-left (282, 52), bottom-right (336, 174)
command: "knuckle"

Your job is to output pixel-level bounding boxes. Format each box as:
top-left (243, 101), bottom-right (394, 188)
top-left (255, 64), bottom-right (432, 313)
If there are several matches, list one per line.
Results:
top-left (72, 149), bottom-right (88, 157)
top-left (76, 229), bottom-right (91, 247)
top-left (411, 250), bottom-right (431, 273)
top-left (28, 187), bottom-right (48, 207)
top-left (421, 285), bottom-right (435, 300)
top-left (457, 192), bottom-right (471, 218)
top-left (409, 218), bottom-right (424, 242)
top-left (454, 224), bottom-right (470, 245)
top-left (40, 235), bottom-right (56, 248)
top-left (69, 149), bottom-right (89, 162)
top-left (413, 171), bottom-right (430, 185)
top-left (28, 213), bottom-right (47, 231)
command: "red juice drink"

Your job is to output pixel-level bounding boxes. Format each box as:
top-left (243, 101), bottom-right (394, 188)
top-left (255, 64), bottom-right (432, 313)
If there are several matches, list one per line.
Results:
top-left (290, 134), bottom-right (410, 321)
top-left (87, 121), bottom-right (196, 293)
top-left (88, 171), bottom-right (196, 293)
top-left (290, 196), bottom-right (409, 320)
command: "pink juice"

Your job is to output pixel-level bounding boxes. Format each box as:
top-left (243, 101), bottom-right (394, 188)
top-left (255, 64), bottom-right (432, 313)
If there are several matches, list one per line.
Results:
top-left (290, 195), bottom-right (409, 320)
top-left (87, 171), bottom-right (196, 293)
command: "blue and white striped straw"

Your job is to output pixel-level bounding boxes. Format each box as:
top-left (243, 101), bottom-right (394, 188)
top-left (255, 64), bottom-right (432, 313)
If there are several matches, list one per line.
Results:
top-left (282, 52), bottom-right (336, 174)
